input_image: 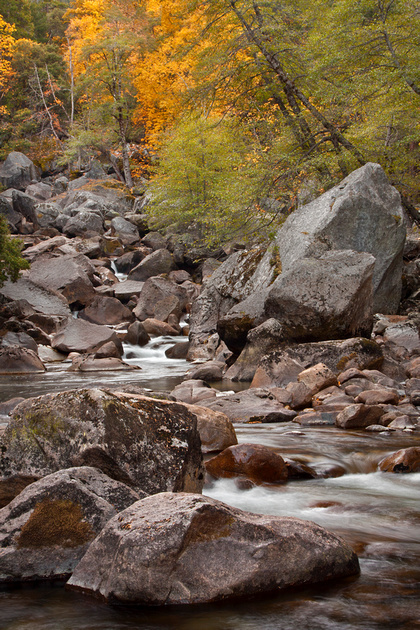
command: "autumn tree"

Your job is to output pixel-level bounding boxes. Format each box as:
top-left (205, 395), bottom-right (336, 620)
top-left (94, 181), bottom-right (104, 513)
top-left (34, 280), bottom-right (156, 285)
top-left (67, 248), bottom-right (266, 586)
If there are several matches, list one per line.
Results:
top-left (65, 0), bottom-right (152, 186)
top-left (0, 14), bottom-right (15, 116)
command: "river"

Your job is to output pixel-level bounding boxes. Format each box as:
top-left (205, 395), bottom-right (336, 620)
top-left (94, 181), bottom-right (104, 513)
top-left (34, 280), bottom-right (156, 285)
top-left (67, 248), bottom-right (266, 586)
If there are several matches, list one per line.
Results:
top-left (0, 337), bottom-right (419, 629)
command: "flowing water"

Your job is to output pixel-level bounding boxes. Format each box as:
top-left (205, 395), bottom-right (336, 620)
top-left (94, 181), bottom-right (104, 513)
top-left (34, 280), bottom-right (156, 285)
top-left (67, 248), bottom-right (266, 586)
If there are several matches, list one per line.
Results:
top-left (0, 339), bottom-right (419, 629)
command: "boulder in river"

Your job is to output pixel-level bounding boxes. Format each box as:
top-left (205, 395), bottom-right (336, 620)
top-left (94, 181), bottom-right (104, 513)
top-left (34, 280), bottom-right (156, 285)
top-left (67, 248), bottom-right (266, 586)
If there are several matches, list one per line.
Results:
top-left (67, 492), bottom-right (359, 605)
top-left (0, 346), bottom-right (45, 374)
top-left (206, 443), bottom-right (288, 484)
top-left (0, 466), bottom-right (143, 583)
top-left (128, 248), bottom-right (176, 282)
top-left (51, 318), bottom-right (122, 354)
top-left (0, 389), bottom-right (204, 496)
top-left (378, 447), bottom-right (420, 473)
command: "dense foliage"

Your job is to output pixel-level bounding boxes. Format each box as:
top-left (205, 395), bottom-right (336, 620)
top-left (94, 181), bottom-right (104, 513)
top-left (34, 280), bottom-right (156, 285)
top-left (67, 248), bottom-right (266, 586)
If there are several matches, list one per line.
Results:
top-left (0, 216), bottom-right (30, 286)
top-left (0, 0), bottom-right (419, 243)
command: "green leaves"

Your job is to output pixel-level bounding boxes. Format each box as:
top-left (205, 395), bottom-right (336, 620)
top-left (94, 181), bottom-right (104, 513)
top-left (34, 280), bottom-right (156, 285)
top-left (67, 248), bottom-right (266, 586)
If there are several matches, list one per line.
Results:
top-left (0, 216), bottom-right (29, 287)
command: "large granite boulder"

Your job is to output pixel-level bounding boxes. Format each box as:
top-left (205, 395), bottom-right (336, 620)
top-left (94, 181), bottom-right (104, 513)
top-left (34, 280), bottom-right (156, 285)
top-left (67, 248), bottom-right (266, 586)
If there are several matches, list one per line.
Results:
top-left (264, 250), bottom-right (375, 341)
top-left (0, 467), bottom-right (143, 583)
top-left (67, 492), bottom-right (359, 605)
top-left (190, 163), bottom-right (405, 358)
top-left (0, 152), bottom-right (38, 191)
top-left (78, 296), bottom-right (133, 326)
top-left (275, 163), bottom-right (405, 312)
top-left (128, 248), bottom-right (176, 282)
top-left (0, 347), bottom-right (45, 374)
top-left (51, 319), bottom-right (122, 354)
top-left (133, 276), bottom-right (188, 321)
top-left (28, 254), bottom-right (96, 307)
top-left (0, 278), bottom-right (71, 317)
top-left (182, 403), bottom-right (237, 453)
top-left (0, 389), bottom-right (204, 495)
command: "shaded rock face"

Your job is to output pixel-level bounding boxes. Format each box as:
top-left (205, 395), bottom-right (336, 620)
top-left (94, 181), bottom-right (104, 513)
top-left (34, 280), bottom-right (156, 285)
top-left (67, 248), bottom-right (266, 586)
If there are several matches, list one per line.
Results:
top-left (0, 346), bottom-right (45, 374)
top-left (264, 250), bottom-right (375, 341)
top-left (188, 246), bottom-right (273, 356)
top-left (0, 467), bottom-right (143, 583)
top-left (0, 152), bottom-right (38, 190)
top-left (0, 278), bottom-right (71, 317)
top-left (273, 163), bottom-right (405, 314)
top-left (28, 254), bottom-right (96, 307)
top-left (206, 444), bottom-right (288, 484)
top-left (0, 389), bottom-right (204, 496)
top-left (67, 492), bottom-right (359, 605)
top-left (78, 296), bottom-right (133, 326)
top-left (51, 319), bottom-right (122, 354)
top-left (251, 338), bottom-right (383, 388)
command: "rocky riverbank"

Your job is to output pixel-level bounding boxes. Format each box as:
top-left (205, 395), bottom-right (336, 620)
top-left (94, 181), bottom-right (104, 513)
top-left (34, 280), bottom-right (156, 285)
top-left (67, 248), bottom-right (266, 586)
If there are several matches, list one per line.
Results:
top-left (0, 152), bottom-right (419, 604)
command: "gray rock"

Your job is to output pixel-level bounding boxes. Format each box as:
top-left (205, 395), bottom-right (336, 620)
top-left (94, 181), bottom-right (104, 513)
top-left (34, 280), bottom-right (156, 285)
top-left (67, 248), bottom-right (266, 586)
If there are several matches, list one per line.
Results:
top-left (200, 388), bottom-right (297, 423)
top-left (67, 492), bottom-right (359, 605)
top-left (272, 163), bottom-right (405, 313)
top-left (78, 295), bottom-right (133, 326)
top-left (34, 201), bottom-right (63, 228)
top-left (133, 276), bottom-right (188, 321)
top-left (224, 318), bottom-right (285, 382)
top-left (63, 210), bottom-right (104, 238)
top-left (0, 152), bottom-right (38, 191)
top-left (128, 248), bottom-right (176, 282)
top-left (0, 389), bottom-right (204, 496)
top-left (0, 278), bottom-right (71, 317)
top-left (264, 250), bottom-right (375, 341)
top-left (51, 319), bottom-right (122, 354)
top-left (25, 182), bottom-right (52, 201)
top-left (0, 331), bottom-right (38, 353)
top-left (0, 466), bottom-right (143, 583)
top-left (11, 190), bottom-right (39, 227)
top-left (110, 216), bottom-right (140, 246)
top-left (0, 194), bottom-right (21, 231)
top-left (28, 254), bottom-right (96, 307)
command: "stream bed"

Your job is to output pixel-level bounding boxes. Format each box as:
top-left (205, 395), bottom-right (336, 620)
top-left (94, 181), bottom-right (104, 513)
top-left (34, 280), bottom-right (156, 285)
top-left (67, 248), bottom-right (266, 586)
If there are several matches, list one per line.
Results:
top-left (0, 338), bottom-right (419, 629)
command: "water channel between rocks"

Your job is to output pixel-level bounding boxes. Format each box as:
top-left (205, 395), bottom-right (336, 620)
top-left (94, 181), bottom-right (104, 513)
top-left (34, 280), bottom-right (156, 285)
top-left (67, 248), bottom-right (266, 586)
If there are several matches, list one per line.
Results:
top-left (0, 337), bottom-right (419, 630)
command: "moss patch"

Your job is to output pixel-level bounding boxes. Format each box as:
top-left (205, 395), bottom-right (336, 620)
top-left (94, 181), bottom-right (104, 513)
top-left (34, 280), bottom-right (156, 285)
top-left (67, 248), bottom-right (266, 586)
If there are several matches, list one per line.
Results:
top-left (17, 499), bottom-right (95, 549)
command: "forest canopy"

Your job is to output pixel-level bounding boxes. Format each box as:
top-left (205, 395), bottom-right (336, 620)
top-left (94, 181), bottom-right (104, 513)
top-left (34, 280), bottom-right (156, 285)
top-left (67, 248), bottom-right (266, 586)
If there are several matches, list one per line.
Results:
top-left (0, 0), bottom-right (419, 243)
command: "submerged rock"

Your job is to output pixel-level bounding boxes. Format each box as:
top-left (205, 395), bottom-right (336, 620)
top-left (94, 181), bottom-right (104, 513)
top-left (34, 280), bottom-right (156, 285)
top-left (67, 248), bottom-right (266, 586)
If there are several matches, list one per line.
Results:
top-left (67, 492), bottom-right (359, 605)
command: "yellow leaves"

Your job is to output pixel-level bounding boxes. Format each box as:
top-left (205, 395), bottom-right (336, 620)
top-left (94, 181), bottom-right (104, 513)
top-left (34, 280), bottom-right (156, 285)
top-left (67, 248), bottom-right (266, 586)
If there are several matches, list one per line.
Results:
top-left (0, 14), bottom-right (16, 106)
